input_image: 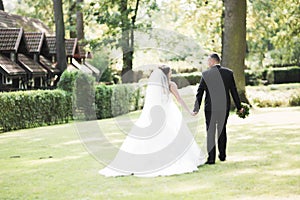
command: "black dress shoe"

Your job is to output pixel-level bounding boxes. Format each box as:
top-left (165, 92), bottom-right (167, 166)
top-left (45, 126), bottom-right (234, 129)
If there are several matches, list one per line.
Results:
top-left (218, 155), bottom-right (226, 161)
top-left (205, 160), bottom-right (215, 165)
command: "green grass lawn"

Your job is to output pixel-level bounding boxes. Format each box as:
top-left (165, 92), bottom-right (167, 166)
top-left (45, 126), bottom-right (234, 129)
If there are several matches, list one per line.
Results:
top-left (0, 87), bottom-right (300, 199)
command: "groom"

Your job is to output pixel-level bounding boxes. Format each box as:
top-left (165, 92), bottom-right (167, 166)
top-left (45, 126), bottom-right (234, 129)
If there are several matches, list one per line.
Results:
top-left (192, 53), bottom-right (243, 164)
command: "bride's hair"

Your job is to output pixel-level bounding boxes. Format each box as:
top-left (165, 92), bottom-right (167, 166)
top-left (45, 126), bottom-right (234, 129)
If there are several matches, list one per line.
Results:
top-left (158, 65), bottom-right (171, 93)
top-left (158, 65), bottom-right (171, 80)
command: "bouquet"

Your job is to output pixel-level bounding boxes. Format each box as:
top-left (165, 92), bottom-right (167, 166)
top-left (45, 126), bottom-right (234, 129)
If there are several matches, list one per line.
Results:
top-left (236, 102), bottom-right (250, 119)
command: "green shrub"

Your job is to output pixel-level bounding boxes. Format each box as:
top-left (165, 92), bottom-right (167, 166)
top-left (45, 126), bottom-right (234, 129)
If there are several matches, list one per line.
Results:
top-left (245, 69), bottom-right (265, 86)
top-left (94, 84), bottom-right (144, 119)
top-left (58, 71), bottom-right (98, 120)
top-left (111, 84), bottom-right (134, 116)
top-left (0, 90), bottom-right (72, 132)
top-left (178, 67), bottom-right (198, 73)
top-left (266, 67), bottom-right (300, 84)
top-left (73, 72), bottom-right (96, 120)
top-left (0, 75), bottom-right (144, 132)
top-left (58, 71), bottom-right (145, 120)
top-left (171, 72), bottom-right (201, 89)
top-left (289, 94), bottom-right (300, 106)
top-left (57, 70), bottom-right (79, 93)
top-left (95, 85), bottom-right (112, 119)
top-left (252, 98), bottom-right (285, 108)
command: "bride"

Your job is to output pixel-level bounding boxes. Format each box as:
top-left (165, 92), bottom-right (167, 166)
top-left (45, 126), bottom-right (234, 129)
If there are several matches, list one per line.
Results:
top-left (99, 65), bottom-right (205, 177)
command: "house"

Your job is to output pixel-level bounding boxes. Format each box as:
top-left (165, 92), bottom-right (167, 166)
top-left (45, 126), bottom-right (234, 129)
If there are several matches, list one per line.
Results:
top-left (17, 53), bottom-right (47, 89)
top-left (0, 28), bottom-right (28, 90)
top-left (0, 10), bottom-right (101, 91)
top-left (65, 38), bottom-right (93, 75)
top-left (77, 44), bottom-right (100, 81)
top-left (0, 53), bottom-right (26, 91)
top-left (0, 28), bottom-right (48, 90)
top-left (24, 32), bottom-right (60, 86)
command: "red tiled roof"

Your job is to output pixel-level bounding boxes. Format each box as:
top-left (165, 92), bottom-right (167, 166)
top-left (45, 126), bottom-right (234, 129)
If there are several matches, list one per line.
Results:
top-left (46, 36), bottom-right (56, 55)
top-left (65, 38), bottom-right (78, 56)
top-left (24, 32), bottom-right (44, 53)
top-left (39, 55), bottom-right (60, 74)
top-left (0, 28), bottom-right (23, 52)
top-left (18, 54), bottom-right (47, 75)
top-left (0, 53), bottom-right (26, 76)
top-left (73, 44), bottom-right (86, 59)
top-left (79, 44), bottom-right (86, 58)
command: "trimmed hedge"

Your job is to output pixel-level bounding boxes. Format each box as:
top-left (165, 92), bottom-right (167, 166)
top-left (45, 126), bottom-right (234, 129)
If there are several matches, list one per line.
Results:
top-left (73, 72), bottom-right (96, 120)
top-left (171, 72), bottom-right (202, 89)
top-left (95, 84), bottom-right (145, 119)
top-left (0, 70), bottom-right (203, 132)
top-left (0, 90), bottom-right (72, 132)
top-left (58, 71), bottom-right (145, 120)
top-left (266, 67), bottom-right (300, 84)
top-left (245, 67), bottom-right (300, 85)
top-left (57, 70), bottom-right (80, 93)
top-left (245, 69), bottom-right (265, 86)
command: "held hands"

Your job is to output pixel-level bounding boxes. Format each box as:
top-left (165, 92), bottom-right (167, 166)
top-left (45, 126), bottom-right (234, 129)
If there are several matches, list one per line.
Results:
top-left (191, 111), bottom-right (198, 116)
top-left (187, 110), bottom-right (197, 116)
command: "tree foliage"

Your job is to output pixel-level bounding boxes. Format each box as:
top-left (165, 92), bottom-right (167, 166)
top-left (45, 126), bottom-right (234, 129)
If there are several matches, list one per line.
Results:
top-left (16, 0), bottom-right (55, 32)
top-left (85, 0), bottom-right (158, 82)
top-left (247, 0), bottom-right (300, 67)
top-left (13, 0), bottom-right (300, 71)
top-left (15, 0), bottom-right (81, 38)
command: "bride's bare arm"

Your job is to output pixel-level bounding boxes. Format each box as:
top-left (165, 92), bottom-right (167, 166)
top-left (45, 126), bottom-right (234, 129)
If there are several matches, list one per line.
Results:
top-left (169, 82), bottom-right (192, 114)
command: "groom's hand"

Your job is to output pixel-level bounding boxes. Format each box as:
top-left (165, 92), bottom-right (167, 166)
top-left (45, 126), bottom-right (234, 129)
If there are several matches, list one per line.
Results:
top-left (239, 108), bottom-right (245, 114)
top-left (192, 111), bottom-right (198, 116)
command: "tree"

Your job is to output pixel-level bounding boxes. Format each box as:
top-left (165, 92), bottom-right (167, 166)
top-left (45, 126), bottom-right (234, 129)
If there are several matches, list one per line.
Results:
top-left (16, 0), bottom-right (55, 32)
top-left (88, 0), bottom-right (157, 83)
top-left (15, 0), bottom-right (81, 38)
top-left (0, 0), bottom-right (4, 11)
top-left (247, 0), bottom-right (300, 67)
top-left (53, 0), bottom-right (67, 72)
top-left (222, 0), bottom-right (247, 102)
top-left (76, 0), bottom-right (85, 41)
top-left (118, 0), bottom-right (140, 82)
top-left (183, 0), bottom-right (223, 52)
top-left (67, 0), bottom-right (77, 38)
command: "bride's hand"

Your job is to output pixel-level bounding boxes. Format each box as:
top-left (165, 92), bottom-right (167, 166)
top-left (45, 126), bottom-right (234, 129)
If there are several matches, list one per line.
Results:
top-left (191, 111), bottom-right (198, 116)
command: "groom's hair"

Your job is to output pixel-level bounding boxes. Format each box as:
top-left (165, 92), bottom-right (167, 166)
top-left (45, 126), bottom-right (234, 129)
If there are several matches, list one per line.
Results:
top-left (210, 53), bottom-right (221, 63)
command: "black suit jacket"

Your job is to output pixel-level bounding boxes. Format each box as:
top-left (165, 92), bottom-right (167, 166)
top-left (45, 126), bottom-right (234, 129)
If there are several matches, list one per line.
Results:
top-left (193, 65), bottom-right (242, 112)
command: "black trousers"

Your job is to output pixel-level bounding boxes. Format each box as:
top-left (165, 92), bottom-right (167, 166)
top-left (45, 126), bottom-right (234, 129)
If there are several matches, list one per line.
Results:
top-left (205, 110), bottom-right (229, 162)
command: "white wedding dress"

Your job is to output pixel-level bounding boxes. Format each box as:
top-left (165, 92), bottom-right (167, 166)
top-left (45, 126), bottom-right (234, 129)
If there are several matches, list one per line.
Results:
top-left (99, 69), bottom-right (205, 177)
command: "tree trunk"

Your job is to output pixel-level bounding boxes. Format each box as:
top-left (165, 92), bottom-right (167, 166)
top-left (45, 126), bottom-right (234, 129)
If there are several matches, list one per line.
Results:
top-left (0, 0), bottom-right (4, 11)
top-left (119, 0), bottom-right (140, 83)
top-left (76, 0), bottom-right (84, 41)
top-left (120, 0), bottom-right (133, 83)
top-left (53, 0), bottom-right (67, 72)
top-left (222, 0), bottom-right (248, 103)
top-left (68, 0), bottom-right (77, 38)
